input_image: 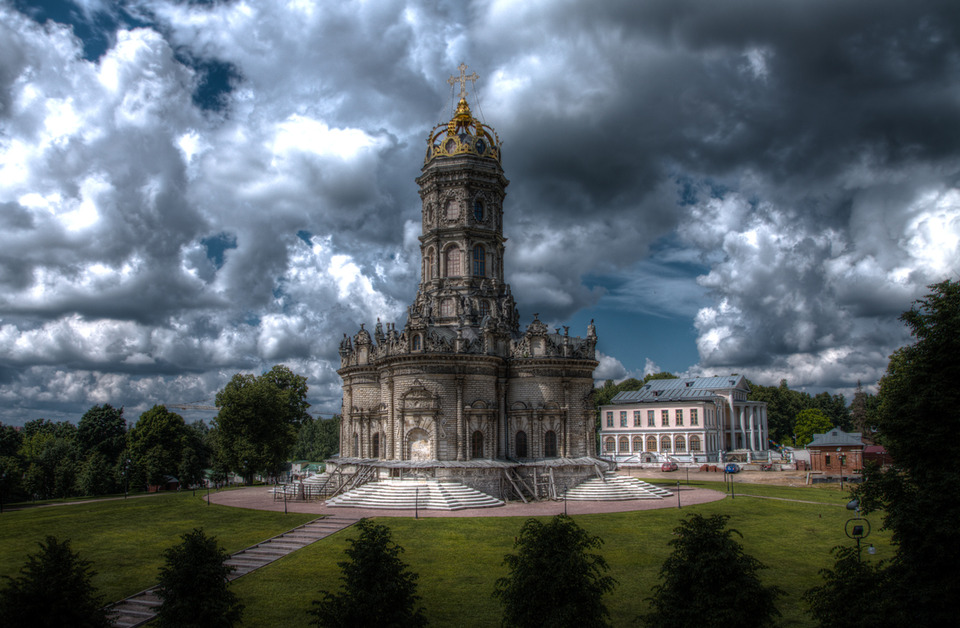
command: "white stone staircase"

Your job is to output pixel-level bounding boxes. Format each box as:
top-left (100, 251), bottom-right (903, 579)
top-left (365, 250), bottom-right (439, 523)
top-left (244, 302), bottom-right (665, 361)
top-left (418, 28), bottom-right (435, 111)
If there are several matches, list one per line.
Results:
top-left (325, 479), bottom-right (504, 510)
top-left (563, 472), bottom-right (673, 501)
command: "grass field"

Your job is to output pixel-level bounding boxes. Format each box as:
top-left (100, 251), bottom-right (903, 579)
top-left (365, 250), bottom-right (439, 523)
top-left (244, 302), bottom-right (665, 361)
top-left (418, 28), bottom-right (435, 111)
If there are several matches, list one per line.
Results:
top-left (0, 482), bottom-right (889, 626)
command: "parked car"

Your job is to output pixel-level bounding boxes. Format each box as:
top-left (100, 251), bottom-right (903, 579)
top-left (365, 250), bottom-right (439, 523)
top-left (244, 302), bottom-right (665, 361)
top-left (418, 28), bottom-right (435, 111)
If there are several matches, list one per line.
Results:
top-left (724, 463), bottom-right (741, 473)
top-left (661, 461), bottom-right (679, 472)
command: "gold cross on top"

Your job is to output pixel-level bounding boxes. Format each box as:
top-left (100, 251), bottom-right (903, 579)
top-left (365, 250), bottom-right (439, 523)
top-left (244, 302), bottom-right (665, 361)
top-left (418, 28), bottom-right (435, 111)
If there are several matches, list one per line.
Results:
top-left (448, 63), bottom-right (479, 100)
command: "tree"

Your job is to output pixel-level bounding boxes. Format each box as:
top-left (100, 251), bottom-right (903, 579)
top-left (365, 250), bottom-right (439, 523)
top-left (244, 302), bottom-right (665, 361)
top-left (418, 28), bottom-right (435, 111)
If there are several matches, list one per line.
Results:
top-left (747, 379), bottom-right (808, 443)
top-left (19, 427), bottom-right (79, 499)
top-left (76, 404), bottom-right (126, 464)
top-left (493, 515), bottom-right (616, 628)
top-left (0, 536), bottom-right (110, 627)
top-left (310, 519), bottom-right (425, 628)
top-left (804, 545), bottom-right (898, 628)
top-left (639, 513), bottom-right (781, 628)
top-left (155, 528), bottom-right (242, 628)
top-left (849, 380), bottom-right (877, 444)
top-left (128, 406), bottom-right (187, 487)
top-left (854, 279), bottom-right (960, 625)
top-left (214, 365), bottom-right (310, 481)
top-left (812, 391), bottom-right (851, 432)
top-left (793, 408), bottom-right (834, 448)
top-left (178, 421), bottom-right (211, 489)
top-left (292, 416), bottom-right (341, 461)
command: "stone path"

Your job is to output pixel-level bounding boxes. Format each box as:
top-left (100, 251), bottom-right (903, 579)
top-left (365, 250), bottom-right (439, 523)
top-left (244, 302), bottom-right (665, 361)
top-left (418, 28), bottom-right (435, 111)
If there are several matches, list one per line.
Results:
top-left (107, 516), bottom-right (359, 628)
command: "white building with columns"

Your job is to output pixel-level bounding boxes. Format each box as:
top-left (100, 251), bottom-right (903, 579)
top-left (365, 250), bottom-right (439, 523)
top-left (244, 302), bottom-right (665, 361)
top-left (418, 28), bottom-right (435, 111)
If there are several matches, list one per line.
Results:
top-left (599, 375), bottom-right (769, 463)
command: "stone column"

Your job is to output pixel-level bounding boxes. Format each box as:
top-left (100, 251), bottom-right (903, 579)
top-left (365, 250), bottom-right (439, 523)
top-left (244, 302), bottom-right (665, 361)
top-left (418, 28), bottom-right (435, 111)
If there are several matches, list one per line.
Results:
top-left (498, 376), bottom-right (508, 458)
top-left (456, 376), bottom-right (465, 461)
top-left (387, 377), bottom-right (395, 460)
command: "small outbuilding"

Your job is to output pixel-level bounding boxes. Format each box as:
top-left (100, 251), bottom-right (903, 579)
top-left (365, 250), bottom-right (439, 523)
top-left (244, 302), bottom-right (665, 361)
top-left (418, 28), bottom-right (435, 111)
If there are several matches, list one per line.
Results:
top-left (808, 429), bottom-right (863, 478)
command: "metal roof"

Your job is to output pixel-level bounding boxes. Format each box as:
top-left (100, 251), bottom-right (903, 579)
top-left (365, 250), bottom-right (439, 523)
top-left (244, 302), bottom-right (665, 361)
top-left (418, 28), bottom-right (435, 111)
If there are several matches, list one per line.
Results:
top-left (808, 429), bottom-right (863, 448)
top-left (611, 375), bottom-right (749, 404)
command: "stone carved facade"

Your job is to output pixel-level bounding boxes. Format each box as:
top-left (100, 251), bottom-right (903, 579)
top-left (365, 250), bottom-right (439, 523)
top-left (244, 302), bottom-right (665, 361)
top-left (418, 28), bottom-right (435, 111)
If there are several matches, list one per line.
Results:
top-left (336, 81), bottom-right (599, 487)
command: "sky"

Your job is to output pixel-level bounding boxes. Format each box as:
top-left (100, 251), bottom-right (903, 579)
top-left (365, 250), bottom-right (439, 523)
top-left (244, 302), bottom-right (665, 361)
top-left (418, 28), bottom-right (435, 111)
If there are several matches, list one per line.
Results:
top-left (1, 0), bottom-right (958, 427)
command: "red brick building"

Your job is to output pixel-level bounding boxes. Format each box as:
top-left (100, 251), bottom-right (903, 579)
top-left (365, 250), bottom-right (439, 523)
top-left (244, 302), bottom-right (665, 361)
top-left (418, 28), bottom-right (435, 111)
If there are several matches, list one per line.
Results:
top-left (808, 428), bottom-right (864, 477)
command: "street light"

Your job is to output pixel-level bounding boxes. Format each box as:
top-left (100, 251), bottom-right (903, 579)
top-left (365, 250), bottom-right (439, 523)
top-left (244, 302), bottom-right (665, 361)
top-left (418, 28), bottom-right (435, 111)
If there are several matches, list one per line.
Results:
top-left (845, 499), bottom-right (873, 562)
top-left (123, 459), bottom-right (131, 499)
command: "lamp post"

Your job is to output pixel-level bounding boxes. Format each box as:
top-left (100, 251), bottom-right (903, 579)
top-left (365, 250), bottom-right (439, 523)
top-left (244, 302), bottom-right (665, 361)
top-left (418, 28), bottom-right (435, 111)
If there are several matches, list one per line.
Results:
top-left (845, 499), bottom-right (873, 562)
top-left (123, 459), bottom-right (131, 499)
top-left (0, 471), bottom-right (6, 514)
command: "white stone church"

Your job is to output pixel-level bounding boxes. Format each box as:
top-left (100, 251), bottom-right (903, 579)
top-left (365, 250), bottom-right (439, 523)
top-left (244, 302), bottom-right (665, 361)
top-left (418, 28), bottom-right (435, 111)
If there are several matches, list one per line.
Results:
top-left (328, 67), bottom-right (608, 500)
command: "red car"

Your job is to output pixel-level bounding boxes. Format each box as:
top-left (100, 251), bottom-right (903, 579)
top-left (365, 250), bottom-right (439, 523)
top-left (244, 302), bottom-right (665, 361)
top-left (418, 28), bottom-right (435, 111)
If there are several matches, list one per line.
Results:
top-left (661, 461), bottom-right (679, 472)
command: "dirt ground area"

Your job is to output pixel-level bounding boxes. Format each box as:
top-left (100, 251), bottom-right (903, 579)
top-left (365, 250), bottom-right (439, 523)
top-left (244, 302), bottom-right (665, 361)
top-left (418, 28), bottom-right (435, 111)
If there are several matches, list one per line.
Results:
top-left (617, 466), bottom-right (814, 487)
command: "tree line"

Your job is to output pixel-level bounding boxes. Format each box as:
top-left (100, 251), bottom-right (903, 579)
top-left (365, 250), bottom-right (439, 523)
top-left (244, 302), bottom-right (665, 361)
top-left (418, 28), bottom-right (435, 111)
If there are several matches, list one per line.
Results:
top-left (0, 365), bottom-right (340, 503)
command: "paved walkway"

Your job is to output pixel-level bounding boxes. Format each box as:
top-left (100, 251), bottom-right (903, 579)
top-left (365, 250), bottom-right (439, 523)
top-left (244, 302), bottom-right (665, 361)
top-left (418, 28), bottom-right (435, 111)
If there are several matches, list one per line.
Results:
top-left (107, 516), bottom-right (359, 628)
top-left (207, 483), bottom-right (727, 518)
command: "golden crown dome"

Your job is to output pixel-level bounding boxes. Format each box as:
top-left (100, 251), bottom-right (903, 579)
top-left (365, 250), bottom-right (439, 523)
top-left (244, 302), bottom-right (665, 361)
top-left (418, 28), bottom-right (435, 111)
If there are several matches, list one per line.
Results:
top-left (424, 65), bottom-right (501, 165)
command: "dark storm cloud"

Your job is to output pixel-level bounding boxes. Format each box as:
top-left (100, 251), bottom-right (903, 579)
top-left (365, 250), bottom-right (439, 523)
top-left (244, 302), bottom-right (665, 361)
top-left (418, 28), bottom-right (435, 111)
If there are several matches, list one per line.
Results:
top-left (1, 0), bottom-right (958, 424)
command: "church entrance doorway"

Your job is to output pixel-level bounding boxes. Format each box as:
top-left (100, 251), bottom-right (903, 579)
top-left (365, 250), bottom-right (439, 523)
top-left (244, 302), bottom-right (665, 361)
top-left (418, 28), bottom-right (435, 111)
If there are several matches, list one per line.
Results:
top-left (407, 428), bottom-right (432, 461)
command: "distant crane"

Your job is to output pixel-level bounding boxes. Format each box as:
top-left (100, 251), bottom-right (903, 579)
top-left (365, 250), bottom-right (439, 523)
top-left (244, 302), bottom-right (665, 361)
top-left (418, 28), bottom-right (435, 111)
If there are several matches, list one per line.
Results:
top-left (167, 400), bottom-right (218, 412)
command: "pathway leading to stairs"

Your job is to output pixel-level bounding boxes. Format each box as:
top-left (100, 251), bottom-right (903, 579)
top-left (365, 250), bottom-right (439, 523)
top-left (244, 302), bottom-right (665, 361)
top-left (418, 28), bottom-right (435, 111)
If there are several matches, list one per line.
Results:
top-left (107, 515), bottom-right (359, 628)
top-left (208, 482), bottom-right (726, 518)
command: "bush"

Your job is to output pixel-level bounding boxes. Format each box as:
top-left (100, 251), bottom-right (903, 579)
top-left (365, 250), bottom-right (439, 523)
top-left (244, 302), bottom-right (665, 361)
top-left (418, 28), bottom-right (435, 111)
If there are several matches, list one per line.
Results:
top-left (640, 513), bottom-right (782, 628)
top-left (493, 515), bottom-right (617, 628)
top-left (310, 519), bottom-right (426, 627)
top-left (155, 528), bottom-right (243, 628)
top-left (0, 536), bottom-right (110, 627)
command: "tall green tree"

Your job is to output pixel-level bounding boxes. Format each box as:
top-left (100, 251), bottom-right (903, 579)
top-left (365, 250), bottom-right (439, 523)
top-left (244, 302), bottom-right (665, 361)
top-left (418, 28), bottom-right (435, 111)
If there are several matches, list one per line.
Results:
top-left (0, 536), bottom-right (110, 627)
top-left (804, 545), bottom-right (896, 628)
top-left (854, 279), bottom-right (960, 625)
top-left (310, 519), bottom-right (425, 628)
top-left (793, 408), bottom-right (834, 448)
top-left (19, 426), bottom-right (79, 500)
top-left (849, 380), bottom-right (880, 444)
top-left (156, 529), bottom-right (242, 628)
top-left (178, 421), bottom-right (211, 489)
top-left (640, 513), bottom-right (781, 628)
top-left (494, 515), bottom-right (617, 628)
top-left (292, 416), bottom-right (341, 461)
top-left (128, 406), bottom-right (187, 487)
top-left (76, 404), bottom-right (126, 463)
top-left (812, 392), bottom-right (851, 432)
top-left (747, 379), bottom-right (808, 443)
top-left (214, 365), bottom-right (310, 481)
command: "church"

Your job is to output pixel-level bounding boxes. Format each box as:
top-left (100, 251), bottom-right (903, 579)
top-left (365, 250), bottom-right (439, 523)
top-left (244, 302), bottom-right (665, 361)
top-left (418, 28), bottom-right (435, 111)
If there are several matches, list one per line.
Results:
top-left (330, 67), bottom-right (606, 498)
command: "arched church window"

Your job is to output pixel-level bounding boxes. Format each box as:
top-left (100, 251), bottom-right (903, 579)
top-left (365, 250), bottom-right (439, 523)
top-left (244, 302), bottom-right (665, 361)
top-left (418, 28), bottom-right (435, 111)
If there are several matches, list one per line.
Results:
top-left (474, 199), bottom-right (484, 222)
top-left (473, 245), bottom-right (485, 276)
top-left (353, 433), bottom-right (359, 457)
top-left (425, 249), bottom-right (435, 281)
top-left (445, 198), bottom-right (458, 220)
top-left (516, 430), bottom-right (528, 458)
top-left (445, 247), bottom-right (461, 277)
top-left (690, 435), bottom-right (701, 452)
top-left (372, 433), bottom-right (380, 458)
top-left (675, 435), bottom-right (686, 452)
top-left (604, 436), bottom-right (615, 453)
top-left (479, 300), bottom-right (490, 318)
top-left (412, 334), bottom-right (421, 351)
top-left (633, 436), bottom-right (643, 452)
top-left (471, 430), bottom-right (484, 459)
top-left (440, 299), bottom-right (454, 318)
top-left (661, 435), bottom-right (671, 451)
top-left (619, 436), bottom-right (629, 453)
top-left (647, 436), bottom-right (657, 451)
top-left (544, 430), bottom-right (558, 458)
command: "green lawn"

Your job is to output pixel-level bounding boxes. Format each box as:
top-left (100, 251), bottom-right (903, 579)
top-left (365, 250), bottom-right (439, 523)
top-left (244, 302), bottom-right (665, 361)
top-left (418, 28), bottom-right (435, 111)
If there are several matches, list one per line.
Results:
top-left (0, 491), bottom-right (315, 602)
top-left (0, 484), bottom-right (889, 627)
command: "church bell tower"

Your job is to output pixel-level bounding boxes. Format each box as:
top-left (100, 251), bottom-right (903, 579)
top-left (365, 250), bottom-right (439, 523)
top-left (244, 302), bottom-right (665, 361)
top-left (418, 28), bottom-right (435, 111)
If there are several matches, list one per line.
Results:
top-left (408, 64), bottom-right (518, 335)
